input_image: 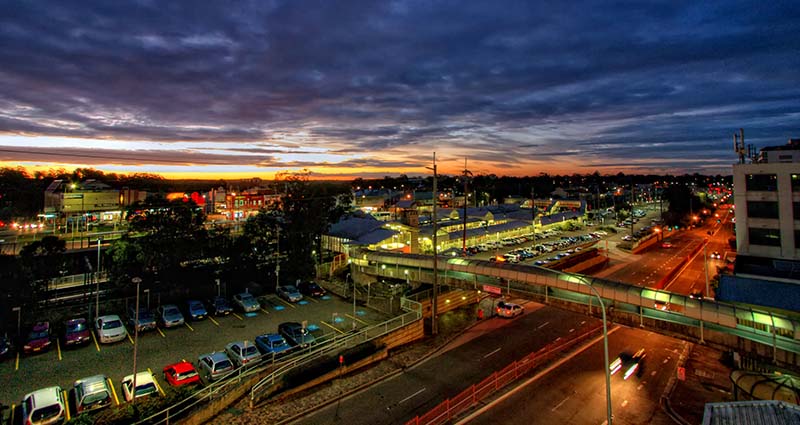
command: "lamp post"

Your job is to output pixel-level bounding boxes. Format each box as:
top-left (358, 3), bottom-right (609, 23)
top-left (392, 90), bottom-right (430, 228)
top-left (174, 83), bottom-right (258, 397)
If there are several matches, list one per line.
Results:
top-left (703, 244), bottom-right (710, 297)
top-left (577, 276), bottom-right (613, 425)
top-left (131, 277), bottom-right (142, 406)
top-left (95, 237), bottom-right (103, 319)
top-left (12, 306), bottom-right (21, 336)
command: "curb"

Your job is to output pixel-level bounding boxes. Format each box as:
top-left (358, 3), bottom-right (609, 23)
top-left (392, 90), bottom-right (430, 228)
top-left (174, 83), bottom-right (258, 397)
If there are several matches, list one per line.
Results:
top-left (660, 340), bottom-right (693, 425)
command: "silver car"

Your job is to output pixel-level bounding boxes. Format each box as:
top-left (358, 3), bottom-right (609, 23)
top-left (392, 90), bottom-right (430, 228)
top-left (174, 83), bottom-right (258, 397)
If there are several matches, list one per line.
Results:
top-left (225, 341), bottom-right (262, 368)
top-left (73, 375), bottom-right (112, 414)
top-left (233, 292), bottom-right (260, 313)
top-left (95, 315), bottom-right (127, 344)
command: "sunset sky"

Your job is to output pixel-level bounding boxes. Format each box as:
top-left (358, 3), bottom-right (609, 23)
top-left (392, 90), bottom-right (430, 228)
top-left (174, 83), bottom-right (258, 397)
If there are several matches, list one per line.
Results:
top-left (1, 1), bottom-right (798, 179)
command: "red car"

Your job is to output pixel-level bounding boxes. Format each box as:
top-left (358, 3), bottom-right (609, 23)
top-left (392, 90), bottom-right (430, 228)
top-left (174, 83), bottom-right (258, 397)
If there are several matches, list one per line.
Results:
top-left (23, 322), bottom-right (52, 354)
top-left (163, 361), bottom-right (201, 386)
top-left (63, 318), bottom-right (92, 347)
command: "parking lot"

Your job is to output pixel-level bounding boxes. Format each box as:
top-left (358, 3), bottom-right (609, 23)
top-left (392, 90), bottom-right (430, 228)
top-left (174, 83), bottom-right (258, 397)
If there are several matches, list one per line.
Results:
top-left (0, 291), bottom-right (392, 415)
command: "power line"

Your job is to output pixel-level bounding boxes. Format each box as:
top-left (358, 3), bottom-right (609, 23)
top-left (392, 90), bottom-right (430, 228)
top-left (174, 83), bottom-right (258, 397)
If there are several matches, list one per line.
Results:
top-left (0, 147), bottom-right (205, 165)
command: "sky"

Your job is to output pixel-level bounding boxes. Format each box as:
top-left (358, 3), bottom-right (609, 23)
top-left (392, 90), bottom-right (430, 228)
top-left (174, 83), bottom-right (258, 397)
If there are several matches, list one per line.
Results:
top-left (0, 1), bottom-right (798, 179)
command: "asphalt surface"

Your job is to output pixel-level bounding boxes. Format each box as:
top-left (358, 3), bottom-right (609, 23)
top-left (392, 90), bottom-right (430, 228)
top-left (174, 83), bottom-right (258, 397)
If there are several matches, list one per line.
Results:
top-left (293, 301), bottom-right (600, 425)
top-left (0, 293), bottom-right (391, 412)
top-left (464, 326), bottom-right (687, 425)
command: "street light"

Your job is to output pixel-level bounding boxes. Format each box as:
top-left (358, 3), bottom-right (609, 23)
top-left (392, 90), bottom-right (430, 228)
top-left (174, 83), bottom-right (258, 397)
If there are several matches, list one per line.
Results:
top-left (131, 277), bottom-right (142, 406)
top-left (95, 238), bottom-right (103, 320)
top-left (12, 306), bottom-right (21, 336)
top-left (573, 275), bottom-right (613, 425)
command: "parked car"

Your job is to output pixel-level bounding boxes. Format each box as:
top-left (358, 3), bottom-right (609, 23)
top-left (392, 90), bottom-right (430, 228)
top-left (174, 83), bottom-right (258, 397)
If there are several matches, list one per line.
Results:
top-left (255, 333), bottom-right (293, 357)
top-left (276, 285), bottom-right (303, 303)
top-left (21, 386), bottom-right (66, 425)
top-left (298, 281), bottom-right (326, 297)
top-left (225, 341), bottom-right (262, 368)
top-left (609, 348), bottom-right (647, 380)
top-left (278, 322), bottom-right (316, 348)
top-left (23, 322), bottom-right (52, 354)
top-left (73, 375), bottom-right (112, 414)
top-left (62, 318), bottom-right (92, 347)
top-left (233, 292), bottom-right (261, 313)
top-left (207, 296), bottom-right (233, 316)
top-left (0, 334), bottom-right (12, 359)
top-left (121, 371), bottom-right (159, 402)
top-left (126, 306), bottom-right (157, 333)
top-left (185, 300), bottom-right (208, 321)
top-left (95, 315), bottom-right (128, 344)
top-left (163, 361), bottom-right (201, 387)
top-left (496, 301), bottom-right (524, 318)
top-left (156, 304), bottom-right (185, 328)
top-left (197, 351), bottom-right (234, 381)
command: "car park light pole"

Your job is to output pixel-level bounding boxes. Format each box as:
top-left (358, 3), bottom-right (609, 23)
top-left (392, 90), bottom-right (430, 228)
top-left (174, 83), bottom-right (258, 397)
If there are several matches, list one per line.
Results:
top-left (12, 306), bottom-right (21, 336)
top-left (131, 276), bottom-right (142, 406)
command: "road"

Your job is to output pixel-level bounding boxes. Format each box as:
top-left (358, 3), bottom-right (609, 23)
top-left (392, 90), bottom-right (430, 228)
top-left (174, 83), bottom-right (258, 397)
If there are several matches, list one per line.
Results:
top-left (293, 302), bottom-right (600, 425)
top-left (463, 326), bottom-right (687, 425)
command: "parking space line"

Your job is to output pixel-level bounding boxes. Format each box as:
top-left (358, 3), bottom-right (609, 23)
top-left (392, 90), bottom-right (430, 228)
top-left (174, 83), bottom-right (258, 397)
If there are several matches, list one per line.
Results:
top-left (320, 320), bottom-right (346, 334)
top-left (157, 327), bottom-right (166, 338)
top-left (209, 316), bottom-right (220, 326)
top-left (185, 322), bottom-right (195, 332)
top-left (233, 313), bottom-right (243, 321)
top-left (127, 334), bottom-right (135, 345)
top-left (344, 314), bottom-right (369, 325)
top-left (305, 297), bottom-right (319, 303)
top-left (15, 352), bottom-right (19, 371)
top-left (148, 368), bottom-right (166, 396)
top-left (92, 330), bottom-right (100, 352)
top-left (260, 308), bottom-right (271, 315)
top-left (276, 298), bottom-right (296, 308)
top-left (108, 377), bottom-right (120, 405)
top-left (57, 338), bottom-right (62, 361)
top-left (63, 389), bottom-right (71, 421)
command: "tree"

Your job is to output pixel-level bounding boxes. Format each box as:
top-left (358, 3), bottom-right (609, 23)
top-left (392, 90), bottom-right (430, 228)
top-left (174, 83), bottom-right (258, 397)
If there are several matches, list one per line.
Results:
top-left (17, 236), bottom-right (67, 305)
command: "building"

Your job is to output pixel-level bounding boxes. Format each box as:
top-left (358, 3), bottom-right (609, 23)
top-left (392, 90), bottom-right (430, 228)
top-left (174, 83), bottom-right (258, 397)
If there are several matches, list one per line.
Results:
top-left (43, 179), bottom-right (127, 225)
top-left (719, 138), bottom-right (800, 312)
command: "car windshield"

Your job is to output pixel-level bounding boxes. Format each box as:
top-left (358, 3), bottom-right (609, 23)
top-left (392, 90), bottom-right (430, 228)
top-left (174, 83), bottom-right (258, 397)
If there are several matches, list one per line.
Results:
top-left (102, 320), bottom-right (122, 330)
top-left (284, 286), bottom-right (298, 293)
top-left (216, 298), bottom-right (230, 306)
top-left (82, 390), bottom-right (109, 405)
top-left (190, 302), bottom-right (202, 310)
top-left (67, 321), bottom-right (87, 332)
top-left (176, 369), bottom-right (198, 380)
top-left (138, 311), bottom-right (154, 321)
top-left (28, 329), bottom-right (48, 339)
top-left (165, 307), bottom-right (180, 316)
top-left (31, 404), bottom-right (61, 421)
top-left (215, 360), bottom-right (232, 370)
top-left (243, 345), bottom-right (258, 356)
top-left (135, 383), bottom-right (157, 396)
top-left (240, 294), bottom-right (254, 302)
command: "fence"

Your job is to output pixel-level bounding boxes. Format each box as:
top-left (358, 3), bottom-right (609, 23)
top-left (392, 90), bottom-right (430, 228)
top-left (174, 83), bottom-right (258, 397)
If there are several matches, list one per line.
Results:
top-left (404, 323), bottom-right (602, 425)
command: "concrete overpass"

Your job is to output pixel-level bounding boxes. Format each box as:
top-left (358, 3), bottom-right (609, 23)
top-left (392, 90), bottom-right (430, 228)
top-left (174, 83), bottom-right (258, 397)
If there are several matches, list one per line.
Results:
top-left (351, 251), bottom-right (800, 366)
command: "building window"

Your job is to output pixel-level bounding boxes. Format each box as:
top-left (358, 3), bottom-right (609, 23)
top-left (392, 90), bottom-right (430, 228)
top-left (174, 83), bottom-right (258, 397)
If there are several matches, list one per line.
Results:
top-left (748, 228), bottom-right (781, 247)
top-left (796, 230), bottom-right (800, 249)
top-left (795, 202), bottom-right (800, 221)
top-left (747, 201), bottom-right (779, 219)
top-left (792, 174), bottom-right (800, 192)
top-left (746, 174), bottom-right (778, 192)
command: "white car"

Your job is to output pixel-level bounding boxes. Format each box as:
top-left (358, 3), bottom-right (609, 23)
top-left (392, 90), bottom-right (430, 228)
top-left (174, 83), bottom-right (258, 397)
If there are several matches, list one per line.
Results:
top-left (21, 386), bottom-right (66, 425)
top-left (121, 371), bottom-right (158, 402)
top-left (496, 301), bottom-right (524, 318)
top-left (95, 315), bottom-right (127, 344)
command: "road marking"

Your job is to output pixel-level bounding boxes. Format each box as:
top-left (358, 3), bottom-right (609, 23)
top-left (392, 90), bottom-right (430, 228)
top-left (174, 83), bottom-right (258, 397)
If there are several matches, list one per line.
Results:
top-left (483, 348), bottom-right (502, 359)
top-left (209, 316), bottom-right (220, 326)
top-left (56, 339), bottom-right (62, 361)
top-left (651, 371), bottom-right (657, 376)
top-left (91, 331), bottom-right (100, 351)
top-left (320, 320), bottom-right (345, 334)
top-left (232, 313), bottom-right (243, 321)
top-left (185, 322), bottom-right (195, 332)
top-left (621, 399), bottom-right (629, 408)
top-left (157, 327), bottom-right (166, 338)
top-left (569, 328), bottom-right (575, 333)
top-left (15, 352), bottom-right (19, 371)
top-left (63, 389), bottom-right (71, 420)
top-left (537, 321), bottom-right (550, 329)
top-left (148, 368), bottom-right (166, 396)
top-left (551, 395), bottom-right (570, 411)
top-left (637, 384), bottom-right (643, 390)
top-left (345, 313), bottom-right (369, 325)
top-left (663, 358), bottom-right (668, 364)
top-left (108, 377), bottom-right (120, 405)
top-left (127, 334), bottom-right (134, 345)
top-left (398, 388), bottom-right (426, 405)
top-left (277, 298), bottom-right (296, 308)
top-left (260, 308), bottom-right (271, 315)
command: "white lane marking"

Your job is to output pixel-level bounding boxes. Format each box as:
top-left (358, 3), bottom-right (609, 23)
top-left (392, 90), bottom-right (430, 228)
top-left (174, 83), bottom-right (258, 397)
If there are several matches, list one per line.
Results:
top-left (483, 348), bottom-right (502, 359)
top-left (621, 400), bottom-right (629, 408)
top-left (398, 388), bottom-right (426, 405)
top-left (580, 320), bottom-right (586, 325)
top-left (651, 371), bottom-right (657, 376)
top-left (663, 359), bottom-right (669, 364)
top-left (551, 395), bottom-right (570, 412)
top-left (637, 384), bottom-right (643, 390)
top-left (569, 328), bottom-right (575, 333)
top-left (537, 321), bottom-right (550, 330)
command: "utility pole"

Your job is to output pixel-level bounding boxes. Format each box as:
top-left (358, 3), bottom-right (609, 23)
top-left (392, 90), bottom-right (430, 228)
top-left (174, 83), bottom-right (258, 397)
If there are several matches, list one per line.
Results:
top-left (275, 227), bottom-right (280, 292)
top-left (428, 153), bottom-right (439, 336)
top-left (531, 185), bottom-right (536, 237)
top-left (462, 158), bottom-right (471, 256)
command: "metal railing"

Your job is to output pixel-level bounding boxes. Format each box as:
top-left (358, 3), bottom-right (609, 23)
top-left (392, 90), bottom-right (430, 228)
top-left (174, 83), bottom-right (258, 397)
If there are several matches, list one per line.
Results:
top-left (405, 323), bottom-right (602, 425)
top-left (133, 297), bottom-right (422, 425)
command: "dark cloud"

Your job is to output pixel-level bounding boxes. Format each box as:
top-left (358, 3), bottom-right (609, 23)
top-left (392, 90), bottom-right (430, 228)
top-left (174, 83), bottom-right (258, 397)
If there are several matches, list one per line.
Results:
top-left (0, 0), bottom-right (798, 175)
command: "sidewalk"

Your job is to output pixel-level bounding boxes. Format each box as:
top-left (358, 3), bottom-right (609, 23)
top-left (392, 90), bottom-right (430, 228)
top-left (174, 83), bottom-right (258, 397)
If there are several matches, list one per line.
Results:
top-left (667, 343), bottom-right (734, 425)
